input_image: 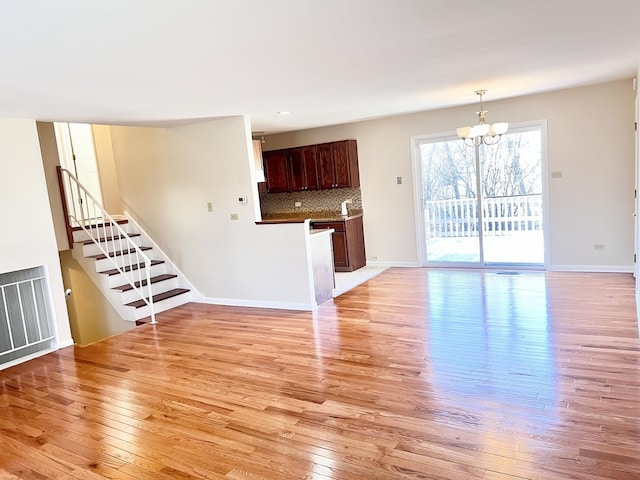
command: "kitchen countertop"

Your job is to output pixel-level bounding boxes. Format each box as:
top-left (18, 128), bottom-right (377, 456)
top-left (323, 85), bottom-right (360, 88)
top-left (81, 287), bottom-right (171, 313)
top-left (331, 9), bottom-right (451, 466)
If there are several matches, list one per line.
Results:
top-left (309, 228), bottom-right (335, 235)
top-left (256, 209), bottom-right (363, 225)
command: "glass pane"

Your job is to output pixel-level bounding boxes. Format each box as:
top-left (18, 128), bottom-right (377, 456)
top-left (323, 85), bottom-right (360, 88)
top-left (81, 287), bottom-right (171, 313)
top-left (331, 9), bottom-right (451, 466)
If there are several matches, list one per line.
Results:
top-left (479, 130), bottom-right (544, 264)
top-left (421, 139), bottom-right (481, 263)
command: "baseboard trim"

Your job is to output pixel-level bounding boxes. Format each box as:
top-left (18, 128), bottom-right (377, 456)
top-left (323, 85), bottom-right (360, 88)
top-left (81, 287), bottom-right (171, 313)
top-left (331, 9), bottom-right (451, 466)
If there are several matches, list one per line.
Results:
top-left (366, 260), bottom-right (418, 268)
top-left (57, 338), bottom-right (75, 348)
top-left (550, 265), bottom-right (634, 273)
top-left (203, 297), bottom-right (316, 311)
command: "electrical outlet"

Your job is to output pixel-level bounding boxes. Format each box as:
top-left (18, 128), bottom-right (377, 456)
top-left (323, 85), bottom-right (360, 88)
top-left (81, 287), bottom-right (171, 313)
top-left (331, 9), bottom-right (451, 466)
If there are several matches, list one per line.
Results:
top-left (396, 176), bottom-right (403, 185)
top-left (207, 202), bottom-right (213, 212)
top-left (593, 244), bottom-right (605, 251)
top-left (551, 171), bottom-right (563, 178)
top-left (230, 213), bottom-right (239, 220)
top-left (294, 201), bottom-right (302, 207)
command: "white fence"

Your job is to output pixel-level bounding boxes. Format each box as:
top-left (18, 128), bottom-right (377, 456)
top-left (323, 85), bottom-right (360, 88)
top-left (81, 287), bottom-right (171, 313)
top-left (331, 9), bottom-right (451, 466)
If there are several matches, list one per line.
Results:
top-left (425, 194), bottom-right (543, 238)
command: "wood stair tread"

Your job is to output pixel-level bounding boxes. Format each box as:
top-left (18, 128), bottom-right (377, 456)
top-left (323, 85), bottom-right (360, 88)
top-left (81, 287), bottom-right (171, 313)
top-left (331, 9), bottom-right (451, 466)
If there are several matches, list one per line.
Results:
top-left (71, 219), bottom-right (128, 231)
top-left (87, 246), bottom-right (152, 260)
top-left (126, 288), bottom-right (190, 309)
top-left (78, 233), bottom-right (141, 245)
top-left (113, 274), bottom-right (178, 292)
top-left (99, 259), bottom-right (164, 276)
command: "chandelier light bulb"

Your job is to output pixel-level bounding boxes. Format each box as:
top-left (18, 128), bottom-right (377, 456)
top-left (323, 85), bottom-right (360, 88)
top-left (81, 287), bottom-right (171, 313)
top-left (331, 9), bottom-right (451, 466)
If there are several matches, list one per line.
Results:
top-left (457, 90), bottom-right (508, 146)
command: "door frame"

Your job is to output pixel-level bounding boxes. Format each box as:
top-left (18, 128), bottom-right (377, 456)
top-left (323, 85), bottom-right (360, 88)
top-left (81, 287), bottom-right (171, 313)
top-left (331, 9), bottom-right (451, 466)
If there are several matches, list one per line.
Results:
top-left (411, 119), bottom-right (550, 269)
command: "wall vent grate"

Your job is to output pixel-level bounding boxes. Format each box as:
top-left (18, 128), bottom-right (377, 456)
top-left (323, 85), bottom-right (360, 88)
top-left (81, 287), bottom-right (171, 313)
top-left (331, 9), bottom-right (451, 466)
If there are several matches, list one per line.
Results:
top-left (0, 266), bottom-right (55, 367)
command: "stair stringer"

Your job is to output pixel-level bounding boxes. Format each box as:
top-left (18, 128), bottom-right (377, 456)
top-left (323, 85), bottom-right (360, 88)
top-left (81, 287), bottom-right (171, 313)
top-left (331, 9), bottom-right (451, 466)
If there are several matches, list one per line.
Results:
top-left (71, 244), bottom-right (162, 322)
top-left (71, 220), bottom-right (202, 322)
top-left (123, 211), bottom-right (204, 304)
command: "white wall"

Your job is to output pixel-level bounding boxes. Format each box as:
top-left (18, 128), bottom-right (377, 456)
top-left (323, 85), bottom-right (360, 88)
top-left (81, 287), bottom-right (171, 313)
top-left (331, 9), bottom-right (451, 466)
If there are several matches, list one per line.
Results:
top-left (109, 116), bottom-right (316, 309)
top-left (0, 118), bottom-right (73, 347)
top-left (265, 80), bottom-right (636, 271)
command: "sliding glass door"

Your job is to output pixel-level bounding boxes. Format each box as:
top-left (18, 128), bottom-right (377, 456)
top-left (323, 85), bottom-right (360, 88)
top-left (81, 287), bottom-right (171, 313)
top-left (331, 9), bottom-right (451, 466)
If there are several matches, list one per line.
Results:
top-left (419, 138), bottom-right (481, 262)
top-left (480, 129), bottom-right (544, 264)
top-left (414, 122), bottom-right (546, 268)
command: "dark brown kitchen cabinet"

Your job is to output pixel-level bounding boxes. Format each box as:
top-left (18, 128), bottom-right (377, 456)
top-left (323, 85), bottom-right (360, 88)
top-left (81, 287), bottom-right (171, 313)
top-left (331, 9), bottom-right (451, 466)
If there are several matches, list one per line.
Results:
top-left (288, 146), bottom-right (318, 191)
top-left (263, 149), bottom-right (289, 193)
top-left (317, 140), bottom-right (360, 189)
top-left (312, 216), bottom-right (366, 272)
top-left (263, 139), bottom-right (359, 193)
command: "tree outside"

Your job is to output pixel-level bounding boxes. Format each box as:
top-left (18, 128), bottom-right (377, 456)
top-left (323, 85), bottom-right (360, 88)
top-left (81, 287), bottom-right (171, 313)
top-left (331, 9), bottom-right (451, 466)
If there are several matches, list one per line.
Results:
top-left (421, 130), bottom-right (542, 203)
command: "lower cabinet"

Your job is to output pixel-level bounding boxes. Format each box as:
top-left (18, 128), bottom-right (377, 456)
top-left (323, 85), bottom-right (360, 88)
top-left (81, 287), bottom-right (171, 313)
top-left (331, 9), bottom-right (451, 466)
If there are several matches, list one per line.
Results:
top-left (311, 216), bottom-right (366, 272)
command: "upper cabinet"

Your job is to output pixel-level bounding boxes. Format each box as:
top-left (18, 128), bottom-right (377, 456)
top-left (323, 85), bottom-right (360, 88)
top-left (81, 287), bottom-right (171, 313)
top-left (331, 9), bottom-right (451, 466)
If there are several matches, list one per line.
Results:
top-left (288, 146), bottom-right (319, 191)
top-left (263, 149), bottom-right (289, 193)
top-left (317, 140), bottom-right (359, 189)
top-left (264, 140), bottom-right (359, 193)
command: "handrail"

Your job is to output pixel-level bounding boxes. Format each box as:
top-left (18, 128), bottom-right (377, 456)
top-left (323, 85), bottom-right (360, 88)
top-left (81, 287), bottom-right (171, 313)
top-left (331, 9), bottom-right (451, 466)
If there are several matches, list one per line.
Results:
top-left (56, 167), bottom-right (155, 324)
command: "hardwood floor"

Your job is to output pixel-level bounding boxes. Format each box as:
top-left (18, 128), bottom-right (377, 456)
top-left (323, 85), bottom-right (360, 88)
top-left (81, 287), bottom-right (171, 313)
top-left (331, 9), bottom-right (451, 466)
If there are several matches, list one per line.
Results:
top-left (1, 268), bottom-right (639, 479)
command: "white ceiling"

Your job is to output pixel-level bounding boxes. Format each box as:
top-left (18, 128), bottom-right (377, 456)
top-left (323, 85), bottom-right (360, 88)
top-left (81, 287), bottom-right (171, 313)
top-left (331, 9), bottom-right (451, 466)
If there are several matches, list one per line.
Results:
top-left (1, 0), bottom-right (640, 134)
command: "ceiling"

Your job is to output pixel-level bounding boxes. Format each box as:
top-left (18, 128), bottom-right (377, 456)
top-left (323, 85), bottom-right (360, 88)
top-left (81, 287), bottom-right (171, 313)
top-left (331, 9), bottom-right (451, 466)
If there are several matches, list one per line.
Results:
top-left (2, 0), bottom-right (640, 134)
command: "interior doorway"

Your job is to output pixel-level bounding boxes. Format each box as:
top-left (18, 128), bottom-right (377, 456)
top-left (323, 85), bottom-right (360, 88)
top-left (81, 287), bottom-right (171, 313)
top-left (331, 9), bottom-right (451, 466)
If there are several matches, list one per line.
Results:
top-left (412, 122), bottom-right (548, 268)
top-left (54, 123), bottom-right (103, 225)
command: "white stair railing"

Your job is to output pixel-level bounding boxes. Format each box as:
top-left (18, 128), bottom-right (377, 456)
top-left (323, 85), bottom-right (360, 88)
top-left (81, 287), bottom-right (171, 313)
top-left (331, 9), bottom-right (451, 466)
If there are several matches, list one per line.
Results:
top-left (57, 167), bottom-right (155, 324)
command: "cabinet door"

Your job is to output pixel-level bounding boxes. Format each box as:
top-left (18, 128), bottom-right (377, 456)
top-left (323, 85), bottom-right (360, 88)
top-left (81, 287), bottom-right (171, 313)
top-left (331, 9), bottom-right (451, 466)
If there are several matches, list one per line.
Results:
top-left (301, 146), bottom-right (318, 190)
top-left (331, 231), bottom-right (349, 268)
top-left (287, 148), bottom-right (306, 191)
top-left (289, 147), bottom-right (318, 191)
top-left (332, 140), bottom-right (360, 188)
top-left (312, 221), bottom-right (349, 270)
top-left (263, 150), bottom-right (289, 193)
top-left (344, 216), bottom-right (366, 270)
top-left (316, 143), bottom-right (335, 189)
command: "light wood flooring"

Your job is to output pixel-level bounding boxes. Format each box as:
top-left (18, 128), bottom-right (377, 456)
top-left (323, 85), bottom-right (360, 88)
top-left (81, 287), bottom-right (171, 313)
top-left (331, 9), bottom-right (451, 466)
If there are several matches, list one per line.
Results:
top-left (1, 268), bottom-right (639, 479)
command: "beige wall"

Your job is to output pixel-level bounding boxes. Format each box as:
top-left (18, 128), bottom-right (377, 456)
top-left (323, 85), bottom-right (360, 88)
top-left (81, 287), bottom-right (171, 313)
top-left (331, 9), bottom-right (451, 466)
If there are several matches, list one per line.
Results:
top-left (59, 250), bottom-right (133, 345)
top-left (109, 116), bottom-right (316, 308)
top-left (265, 80), bottom-right (636, 271)
top-left (92, 124), bottom-right (123, 214)
top-left (0, 118), bottom-right (73, 347)
top-left (36, 121), bottom-right (70, 251)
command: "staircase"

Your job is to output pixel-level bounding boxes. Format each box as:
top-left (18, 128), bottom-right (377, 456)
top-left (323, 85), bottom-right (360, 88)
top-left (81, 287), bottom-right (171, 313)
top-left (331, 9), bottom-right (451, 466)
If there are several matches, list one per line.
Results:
top-left (71, 219), bottom-right (192, 323)
top-left (58, 167), bottom-right (193, 324)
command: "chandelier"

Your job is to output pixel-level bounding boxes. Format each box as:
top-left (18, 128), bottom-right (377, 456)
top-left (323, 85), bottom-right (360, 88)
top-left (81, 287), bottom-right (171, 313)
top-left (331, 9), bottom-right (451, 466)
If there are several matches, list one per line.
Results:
top-left (456, 90), bottom-right (508, 146)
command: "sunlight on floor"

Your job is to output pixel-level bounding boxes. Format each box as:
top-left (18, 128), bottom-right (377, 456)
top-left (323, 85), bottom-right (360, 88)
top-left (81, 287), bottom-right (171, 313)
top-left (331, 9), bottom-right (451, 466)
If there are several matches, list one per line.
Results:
top-left (333, 266), bottom-right (388, 297)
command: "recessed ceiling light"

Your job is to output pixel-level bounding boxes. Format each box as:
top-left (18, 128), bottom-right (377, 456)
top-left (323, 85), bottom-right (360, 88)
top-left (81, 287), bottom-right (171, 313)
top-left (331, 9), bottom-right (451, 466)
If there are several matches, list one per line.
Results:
top-left (278, 111), bottom-right (291, 115)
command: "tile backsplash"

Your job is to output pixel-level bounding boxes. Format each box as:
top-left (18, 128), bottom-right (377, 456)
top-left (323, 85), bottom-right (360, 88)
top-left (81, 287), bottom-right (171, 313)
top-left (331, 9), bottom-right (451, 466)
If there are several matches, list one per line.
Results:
top-left (260, 188), bottom-right (362, 215)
